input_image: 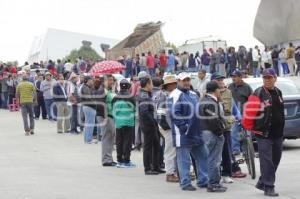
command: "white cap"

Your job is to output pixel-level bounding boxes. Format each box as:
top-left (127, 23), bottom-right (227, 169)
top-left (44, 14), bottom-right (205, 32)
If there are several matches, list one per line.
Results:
top-left (176, 72), bottom-right (191, 80)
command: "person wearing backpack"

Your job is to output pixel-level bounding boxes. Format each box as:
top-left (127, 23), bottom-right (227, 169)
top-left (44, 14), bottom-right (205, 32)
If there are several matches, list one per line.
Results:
top-left (242, 68), bottom-right (284, 197)
top-left (112, 79), bottom-right (136, 168)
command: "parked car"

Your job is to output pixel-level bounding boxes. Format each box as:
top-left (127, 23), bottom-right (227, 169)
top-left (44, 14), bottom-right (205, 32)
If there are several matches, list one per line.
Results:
top-left (225, 77), bottom-right (300, 140)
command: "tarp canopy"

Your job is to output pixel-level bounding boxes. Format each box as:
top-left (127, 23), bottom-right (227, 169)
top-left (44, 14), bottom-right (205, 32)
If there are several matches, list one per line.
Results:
top-left (254, 0), bottom-right (300, 46)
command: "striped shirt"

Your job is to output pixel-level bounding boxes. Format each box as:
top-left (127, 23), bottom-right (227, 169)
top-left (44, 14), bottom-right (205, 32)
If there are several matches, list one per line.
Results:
top-left (16, 81), bottom-right (35, 104)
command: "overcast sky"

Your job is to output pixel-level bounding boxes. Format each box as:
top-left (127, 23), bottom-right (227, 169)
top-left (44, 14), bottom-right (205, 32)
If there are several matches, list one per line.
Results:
top-left (0, 0), bottom-right (261, 63)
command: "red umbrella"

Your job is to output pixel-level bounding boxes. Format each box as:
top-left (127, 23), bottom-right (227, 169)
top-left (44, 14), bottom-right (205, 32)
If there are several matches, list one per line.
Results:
top-left (89, 60), bottom-right (125, 76)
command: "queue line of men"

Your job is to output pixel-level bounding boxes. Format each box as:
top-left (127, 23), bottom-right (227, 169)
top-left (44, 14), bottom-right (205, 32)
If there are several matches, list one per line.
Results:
top-left (15, 67), bottom-right (284, 197)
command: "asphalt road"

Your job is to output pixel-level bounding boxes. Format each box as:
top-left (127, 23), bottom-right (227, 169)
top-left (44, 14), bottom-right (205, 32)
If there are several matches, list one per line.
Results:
top-left (1, 77), bottom-right (300, 199)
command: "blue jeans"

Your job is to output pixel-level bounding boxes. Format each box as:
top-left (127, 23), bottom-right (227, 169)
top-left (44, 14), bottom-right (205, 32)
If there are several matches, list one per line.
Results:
top-left (125, 69), bottom-right (132, 78)
top-left (82, 106), bottom-right (96, 143)
top-left (202, 130), bottom-right (224, 187)
top-left (216, 64), bottom-right (220, 72)
top-left (188, 67), bottom-right (197, 72)
top-left (44, 99), bottom-right (54, 120)
top-left (176, 144), bottom-right (208, 188)
top-left (139, 66), bottom-right (146, 72)
top-left (278, 60), bottom-right (283, 76)
top-left (203, 65), bottom-right (210, 73)
top-left (231, 122), bottom-right (241, 154)
top-left (1, 92), bottom-right (8, 108)
top-left (148, 68), bottom-right (155, 76)
top-left (166, 65), bottom-right (175, 73)
top-left (253, 67), bottom-right (260, 78)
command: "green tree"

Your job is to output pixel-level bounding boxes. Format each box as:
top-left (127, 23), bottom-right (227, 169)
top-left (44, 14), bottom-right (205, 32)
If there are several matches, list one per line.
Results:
top-left (65, 40), bottom-right (102, 62)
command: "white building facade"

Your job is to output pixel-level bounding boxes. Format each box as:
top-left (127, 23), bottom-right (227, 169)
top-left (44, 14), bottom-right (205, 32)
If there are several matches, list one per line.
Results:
top-left (28, 28), bottom-right (118, 63)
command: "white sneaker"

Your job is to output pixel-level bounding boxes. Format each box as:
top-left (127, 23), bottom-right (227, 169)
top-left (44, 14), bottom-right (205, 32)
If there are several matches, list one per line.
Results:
top-left (222, 176), bottom-right (234, 184)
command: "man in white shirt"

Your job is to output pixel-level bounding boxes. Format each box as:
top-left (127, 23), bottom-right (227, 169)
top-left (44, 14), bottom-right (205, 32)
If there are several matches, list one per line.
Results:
top-left (252, 46), bottom-right (261, 78)
top-left (262, 47), bottom-right (272, 69)
top-left (64, 60), bottom-right (73, 73)
top-left (196, 69), bottom-right (209, 98)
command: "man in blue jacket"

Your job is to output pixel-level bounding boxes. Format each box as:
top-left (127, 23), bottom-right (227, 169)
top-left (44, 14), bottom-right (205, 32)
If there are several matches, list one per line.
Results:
top-left (168, 72), bottom-right (208, 191)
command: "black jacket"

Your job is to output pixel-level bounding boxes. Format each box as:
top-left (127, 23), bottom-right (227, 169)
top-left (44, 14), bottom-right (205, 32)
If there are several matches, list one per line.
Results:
top-left (253, 86), bottom-right (285, 138)
top-left (53, 83), bottom-right (68, 102)
top-left (80, 84), bottom-right (96, 110)
top-left (35, 80), bottom-right (44, 98)
top-left (228, 81), bottom-right (253, 113)
top-left (199, 94), bottom-right (226, 136)
top-left (138, 89), bottom-right (157, 130)
top-left (93, 86), bottom-right (106, 117)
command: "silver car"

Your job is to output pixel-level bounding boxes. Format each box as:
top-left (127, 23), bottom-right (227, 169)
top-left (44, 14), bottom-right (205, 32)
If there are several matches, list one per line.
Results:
top-left (226, 77), bottom-right (300, 140)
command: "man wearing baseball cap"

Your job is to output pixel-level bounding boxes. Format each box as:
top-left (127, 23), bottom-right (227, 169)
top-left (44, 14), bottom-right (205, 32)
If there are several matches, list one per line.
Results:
top-left (243, 68), bottom-right (284, 197)
top-left (169, 72), bottom-right (208, 191)
top-left (228, 70), bottom-right (252, 177)
top-left (112, 79), bottom-right (136, 168)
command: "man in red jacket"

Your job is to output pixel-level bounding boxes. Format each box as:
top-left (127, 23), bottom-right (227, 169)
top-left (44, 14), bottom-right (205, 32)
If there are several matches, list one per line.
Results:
top-left (159, 50), bottom-right (167, 74)
top-left (146, 51), bottom-right (155, 76)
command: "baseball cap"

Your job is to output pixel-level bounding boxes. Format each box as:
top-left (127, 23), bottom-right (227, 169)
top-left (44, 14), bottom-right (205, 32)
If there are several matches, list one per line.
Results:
top-left (262, 68), bottom-right (277, 77)
top-left (231, 70), bottom-right (243, 77)
top-left (176, 72), bottom-right (191, 81)
top-left (119, 79), bottom-right (131, 90)
top-left (211, 72), bottom-right (225, 80)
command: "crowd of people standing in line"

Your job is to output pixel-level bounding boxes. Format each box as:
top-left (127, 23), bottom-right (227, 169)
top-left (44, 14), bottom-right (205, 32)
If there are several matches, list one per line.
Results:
top-left (116, 42), bottom-right (300, 80)
top-left (1, 42), bottom-right (300, 109)
top-left (0, 43), bottom-right (288, 197)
